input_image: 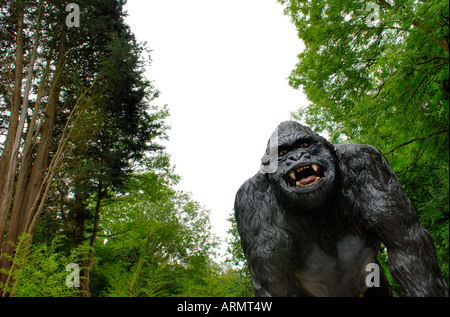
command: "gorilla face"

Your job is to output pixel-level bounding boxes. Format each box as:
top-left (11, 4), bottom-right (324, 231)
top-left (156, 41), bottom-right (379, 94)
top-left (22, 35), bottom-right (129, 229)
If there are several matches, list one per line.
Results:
top-left (263, 121), bottom-right (338, 211)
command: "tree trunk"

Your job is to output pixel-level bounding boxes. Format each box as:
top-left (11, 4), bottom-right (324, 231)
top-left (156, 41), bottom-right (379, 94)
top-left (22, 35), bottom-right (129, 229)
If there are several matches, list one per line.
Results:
top-left (0, 2), bottom-right (25, 288)
top-left (81, 183), bottom-right (103, 297)
top-left (12, 30), bottom-right (57, 233)
top-left (0, 0), bottom-right (25, 252)
top-left (0, 22), bottom-right (67, 290)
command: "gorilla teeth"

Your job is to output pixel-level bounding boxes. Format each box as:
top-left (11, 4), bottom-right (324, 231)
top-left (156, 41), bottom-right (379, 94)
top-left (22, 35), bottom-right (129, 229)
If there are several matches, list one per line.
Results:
top-left (296, 166), bottom-right (308, 173)
top-left (312, 164), bottom-right (319, 173)
top-left (287, 164), bottom-right (325, 189)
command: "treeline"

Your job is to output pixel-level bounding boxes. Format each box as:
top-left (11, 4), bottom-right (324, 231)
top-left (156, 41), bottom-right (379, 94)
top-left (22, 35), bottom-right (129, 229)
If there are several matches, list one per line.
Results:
top-left (9, 159), bottom-right (252, 296)
top-left (0, 0), bottom-right (252, 297)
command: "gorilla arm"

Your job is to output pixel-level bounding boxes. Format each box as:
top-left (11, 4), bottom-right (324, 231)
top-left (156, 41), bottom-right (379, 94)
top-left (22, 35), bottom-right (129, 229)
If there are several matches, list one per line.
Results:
top-left (234, 173), bottom-right (297, 296)
top-left (336, 144), bottom-right (448, 297)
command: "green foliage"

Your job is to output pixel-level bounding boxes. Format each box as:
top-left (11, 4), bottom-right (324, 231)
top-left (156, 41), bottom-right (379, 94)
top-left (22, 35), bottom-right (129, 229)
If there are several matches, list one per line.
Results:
top-left (1, 0), bottom-right (249, 297)
top-left (9, 0), bottom-right (250, 296)
top-left (418, 165), bottom-right (449, 285)
top-left (181, 262), bottom-right (253, 297)
top-left (282, 0), bottom-right (449, 148)
top-left (376, 244), bottom-right (403, 297)
top-left (84, 153), bottom-right (240, 297)
top-left (24, 152), bottom-right (251, 297)
top-left (1, 234), bottom-right (89, 297)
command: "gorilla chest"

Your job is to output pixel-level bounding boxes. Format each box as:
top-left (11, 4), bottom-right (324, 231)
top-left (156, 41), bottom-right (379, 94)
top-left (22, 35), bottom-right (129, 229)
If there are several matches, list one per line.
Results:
top-left (295, 235), bottom-right (375, 297)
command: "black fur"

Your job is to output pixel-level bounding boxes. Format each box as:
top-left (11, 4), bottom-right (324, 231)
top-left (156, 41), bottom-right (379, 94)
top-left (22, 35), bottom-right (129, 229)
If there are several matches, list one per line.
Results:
top-left (234, 121), bottom-right (448, 297)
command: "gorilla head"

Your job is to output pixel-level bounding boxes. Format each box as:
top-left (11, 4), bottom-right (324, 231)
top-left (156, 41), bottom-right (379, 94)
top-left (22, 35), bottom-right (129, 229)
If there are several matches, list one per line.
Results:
top-left (261, 121), bottom-right (338, 211)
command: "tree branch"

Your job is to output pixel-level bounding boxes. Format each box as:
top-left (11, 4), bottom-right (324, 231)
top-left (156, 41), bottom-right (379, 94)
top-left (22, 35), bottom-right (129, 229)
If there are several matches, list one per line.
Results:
top-left (385, 129), bottom-right (449, 155)
top-left (98, 229), bottom-right (131, 239)
top-left (377, 0), bottom-right (393, 9)
top-left (397, 137), bottom-right (433, 174)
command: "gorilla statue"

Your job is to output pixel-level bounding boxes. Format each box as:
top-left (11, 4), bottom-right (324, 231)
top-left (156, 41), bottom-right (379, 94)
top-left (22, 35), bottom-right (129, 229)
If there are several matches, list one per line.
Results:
top-left (234, 121), bottom-right (448, 297)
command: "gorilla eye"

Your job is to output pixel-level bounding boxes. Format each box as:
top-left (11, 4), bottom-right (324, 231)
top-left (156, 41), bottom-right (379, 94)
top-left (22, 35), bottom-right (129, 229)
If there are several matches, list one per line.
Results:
top-left (279, 149), bottom-right (288, 156)
top-left (293, 139), bottom-right (311, 149)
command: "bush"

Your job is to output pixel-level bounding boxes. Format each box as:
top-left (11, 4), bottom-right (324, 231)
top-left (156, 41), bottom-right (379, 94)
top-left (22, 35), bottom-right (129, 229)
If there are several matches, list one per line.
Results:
top-left (2, 234), bottom-right (89, 297)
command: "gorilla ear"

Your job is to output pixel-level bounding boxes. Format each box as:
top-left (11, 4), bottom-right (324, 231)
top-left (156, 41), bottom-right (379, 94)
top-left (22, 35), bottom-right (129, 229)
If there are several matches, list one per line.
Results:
top-left (259, 129), bottom-right (279, 175)
top-left (259, 153), bottom-right (273, 177)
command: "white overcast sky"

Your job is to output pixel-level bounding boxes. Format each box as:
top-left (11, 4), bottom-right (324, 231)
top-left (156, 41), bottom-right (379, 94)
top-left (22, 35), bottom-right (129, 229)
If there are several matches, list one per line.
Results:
top-left (124, 0), bottom-right (309, 254)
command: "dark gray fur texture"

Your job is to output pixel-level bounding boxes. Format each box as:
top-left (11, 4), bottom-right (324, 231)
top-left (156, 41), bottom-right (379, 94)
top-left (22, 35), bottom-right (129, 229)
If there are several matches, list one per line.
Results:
top-left (234, 121), bottom-right (448, 297)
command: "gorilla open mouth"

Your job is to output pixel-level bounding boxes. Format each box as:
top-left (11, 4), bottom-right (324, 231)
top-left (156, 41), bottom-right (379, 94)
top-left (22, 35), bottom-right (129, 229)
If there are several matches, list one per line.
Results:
top-left (286, 164), bottom-right (326, 189)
